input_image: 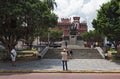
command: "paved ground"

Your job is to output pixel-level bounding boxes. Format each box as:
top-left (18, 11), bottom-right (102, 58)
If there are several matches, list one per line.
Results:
top-left (0, 45), bottom-right (120, 72)
top-left (0, 59), bottom-right (120, 72)
top-left (0, 73), bottom-right (120, 79)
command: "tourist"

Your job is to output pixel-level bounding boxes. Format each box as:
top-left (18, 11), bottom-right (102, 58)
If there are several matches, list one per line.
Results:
top-left (10, 47), bottom-right (17, 66)
top-left (61, 48), bottom-right (68, 70)
top-left (69, 49), bottom-right (73, 58)
top-left (65, 41), bottom-right (67, 48)
top-left (95, 42), bottom-right (98, 47)
top-left (104, 53), bottom-right (108, 59)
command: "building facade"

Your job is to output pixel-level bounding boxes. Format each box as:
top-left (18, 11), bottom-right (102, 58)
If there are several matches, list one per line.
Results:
top-left (53, 16), bottom-right (88, 40)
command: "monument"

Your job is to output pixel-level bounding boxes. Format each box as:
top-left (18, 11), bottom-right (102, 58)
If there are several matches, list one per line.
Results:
top-left (52, 16), bottom-right (88, 45)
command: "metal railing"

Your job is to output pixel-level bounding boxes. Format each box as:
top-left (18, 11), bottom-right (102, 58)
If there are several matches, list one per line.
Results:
top-left (38, 46), bottom-right (49, 58)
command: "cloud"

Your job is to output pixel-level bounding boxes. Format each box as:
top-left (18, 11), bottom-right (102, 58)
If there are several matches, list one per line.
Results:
top-left (54, 0), bottom-right (84, 18)
top-left (54, 0), bottom-right (110, 31)
top-left (81, 0), bottom-right (110, 18)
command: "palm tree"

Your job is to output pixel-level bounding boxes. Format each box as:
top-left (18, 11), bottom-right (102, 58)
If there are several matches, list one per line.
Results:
top-left (45, 0), bottom-right (57, 10)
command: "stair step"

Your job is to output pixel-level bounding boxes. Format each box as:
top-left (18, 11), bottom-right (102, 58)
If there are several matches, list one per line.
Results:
top-left (43, 48), bottom-right (103, 59)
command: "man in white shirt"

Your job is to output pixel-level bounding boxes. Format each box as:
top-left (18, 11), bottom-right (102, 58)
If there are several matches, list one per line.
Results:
top-left (11, 48), bottom-right (17, 66)
top-left (61, 48), bottom-right (68, 70)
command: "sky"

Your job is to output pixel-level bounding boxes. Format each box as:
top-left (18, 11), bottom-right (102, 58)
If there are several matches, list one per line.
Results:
top-left (53, 0), bottom-right (110, 31)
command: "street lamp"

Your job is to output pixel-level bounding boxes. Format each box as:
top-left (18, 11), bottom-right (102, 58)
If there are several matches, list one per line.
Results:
top-left (48, 30), bottom-right (50, 46)
top-left (21, 21), bottom-right (27, 48)
top-left (48, 28), bottom-right (51, 46)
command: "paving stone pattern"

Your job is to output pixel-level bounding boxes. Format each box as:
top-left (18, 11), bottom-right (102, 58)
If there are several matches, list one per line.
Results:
top-left (0, 59), bottom-right (120, 71)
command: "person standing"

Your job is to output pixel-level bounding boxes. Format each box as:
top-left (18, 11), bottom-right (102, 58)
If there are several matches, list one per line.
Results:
top-left (61, 48), bottom-right (68, 70)
top-left (65, 41), bottom-right (67, 48)
top-left (69, 49), bottom-right (73, 58)
top-left (10, 48), bottom-right (17, 66)
top-left (95, 42), bottom-right (98, 47)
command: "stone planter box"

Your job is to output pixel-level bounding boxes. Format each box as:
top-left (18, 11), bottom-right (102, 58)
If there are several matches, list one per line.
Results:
top-left (108, 51), bottom-right (117, 59)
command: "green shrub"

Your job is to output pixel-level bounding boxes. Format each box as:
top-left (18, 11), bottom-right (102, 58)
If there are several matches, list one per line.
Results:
top-left (112, 53), bottom-right (120, 60)
top-left (0, 50), bottom-right (10, 60)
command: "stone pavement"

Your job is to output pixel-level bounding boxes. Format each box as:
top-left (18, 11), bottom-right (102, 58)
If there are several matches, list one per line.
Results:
top-left (0, 59), bottom-right (120, 72)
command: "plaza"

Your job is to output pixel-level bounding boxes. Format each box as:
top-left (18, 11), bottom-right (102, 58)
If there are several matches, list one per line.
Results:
top-left (0, 44), bottom-right (120, 73)
top-left (0, 59), bottom-right (120, 72)
top-left (0, 0), bottom-right (120, 76)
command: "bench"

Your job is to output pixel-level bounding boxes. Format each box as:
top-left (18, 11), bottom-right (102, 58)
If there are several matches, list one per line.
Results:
top-left (17, 50), bottom-right (38, 57)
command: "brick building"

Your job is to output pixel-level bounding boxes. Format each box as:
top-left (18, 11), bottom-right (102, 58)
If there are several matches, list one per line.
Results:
top-left (53, 16), bottom-right (88, 40)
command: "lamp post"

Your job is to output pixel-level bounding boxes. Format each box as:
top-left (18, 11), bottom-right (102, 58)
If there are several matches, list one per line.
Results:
top-left (21, 21), bottom-right (27, 48)
top-left (48, 28), bottom-right (51, 46)
top-left (48, 30), bottom-right (50, 46)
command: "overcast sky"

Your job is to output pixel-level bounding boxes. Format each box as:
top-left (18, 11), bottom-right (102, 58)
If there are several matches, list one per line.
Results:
top-left (53, 0), bottom-right (110, 31)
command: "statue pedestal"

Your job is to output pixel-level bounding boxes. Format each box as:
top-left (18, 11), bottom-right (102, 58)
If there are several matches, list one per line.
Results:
top-left (69, 35), bottom-right (77, 45)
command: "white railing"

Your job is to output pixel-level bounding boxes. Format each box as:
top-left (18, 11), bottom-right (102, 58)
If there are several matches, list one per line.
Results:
top-left (38, 46), bottom-right (49, 58)
top-left (96, 47), bottom-right (105, 59)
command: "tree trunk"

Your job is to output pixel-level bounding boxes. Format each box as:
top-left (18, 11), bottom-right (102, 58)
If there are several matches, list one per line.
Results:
top-left (0, 35), bottom-right (17, 60)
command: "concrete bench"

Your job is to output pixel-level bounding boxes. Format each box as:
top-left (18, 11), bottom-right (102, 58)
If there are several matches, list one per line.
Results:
top-left (17, 50), bottom-right (38, 57)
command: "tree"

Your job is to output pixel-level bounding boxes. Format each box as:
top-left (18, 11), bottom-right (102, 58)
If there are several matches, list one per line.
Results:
top-left (81, 30), bottom-right (104, 46)
top-left (50, 30), bottom-right (63, 43)
top-left (92, 0), bottom-right (120, 48)
top-left (21, 0), bottom-right (50, 49)
top-left (44, 0), bottom-right (57, 10)
top-left (0, 0), bottom-right (27, 52)
top-left (0, 0), bottom-right (58, 52)
top-left (22, 0), bottom-right (58, 47)
top-left (34, 5), bottom-right (58, 46)
top-left (82, 30), bottom-right (104, 42)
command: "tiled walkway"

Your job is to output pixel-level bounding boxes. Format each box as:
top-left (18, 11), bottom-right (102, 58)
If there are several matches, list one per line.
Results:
top-left (0, 59), bottom-right (120, 71)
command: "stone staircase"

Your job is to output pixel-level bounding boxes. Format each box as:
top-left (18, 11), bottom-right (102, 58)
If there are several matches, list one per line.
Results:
top-left (76, 40), bottom-right (84, 46)
top-left (43, 48), bottom-right (103, 59)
